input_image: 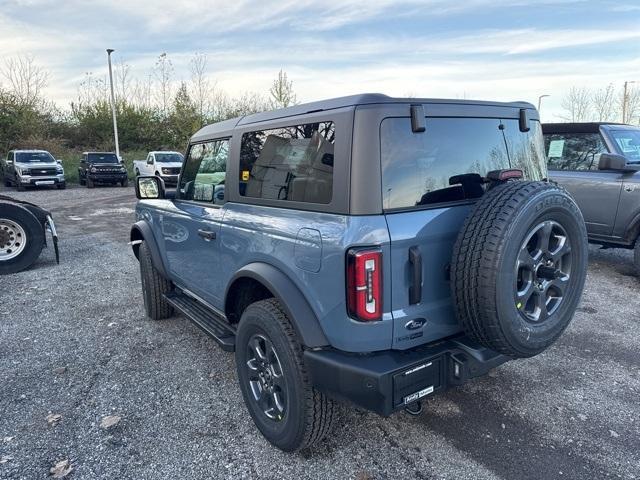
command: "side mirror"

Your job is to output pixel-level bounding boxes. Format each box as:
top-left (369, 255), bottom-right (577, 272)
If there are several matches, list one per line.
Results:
top-left (6, 160), bottom-right (13, 165)
top-left (598, 153), bottom-right (640, 172)
top-left (135, 176), bottom-right (165, 200)
top-left (56, 159), bottom-right (63, 165)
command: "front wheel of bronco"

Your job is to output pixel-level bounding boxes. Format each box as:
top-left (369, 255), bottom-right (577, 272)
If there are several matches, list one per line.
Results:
top-left (139, 241), bottom-right (173, 320)
top-left (235, 298), bottom-right (336, 451)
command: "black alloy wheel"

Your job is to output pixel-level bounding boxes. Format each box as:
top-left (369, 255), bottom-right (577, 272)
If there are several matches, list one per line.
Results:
top-left (245, 333), bottom-right (287, 421)
top-left (516, 220), bottom-right (572, 323)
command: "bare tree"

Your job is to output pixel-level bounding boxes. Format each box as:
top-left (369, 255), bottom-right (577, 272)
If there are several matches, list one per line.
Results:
top-left (76, 72), bottom-right (108, 106)
top-left (591, 84), bottom-right (615, 122)
top-left (560, 87), bottom-right (591, 122)
top-left (269, 69), bottom-right (297, 109)
top-left (189, 52), bottom-right (214, 125)
top-left (2, 54), bottom-right (48, 107)
top-left (154, 52), bottom-right (173, 117)
top-left (115, 58), bottom-right (132, 103)
top-left (619, 85), bottom-right (640, 124)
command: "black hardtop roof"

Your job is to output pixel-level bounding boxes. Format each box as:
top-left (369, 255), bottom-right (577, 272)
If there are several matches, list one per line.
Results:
top-left (542, 122), bottom-right (637, 134)
top-left (192, 93), bottom-right (536, 141)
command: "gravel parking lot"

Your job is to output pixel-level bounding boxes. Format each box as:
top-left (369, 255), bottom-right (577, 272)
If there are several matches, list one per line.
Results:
top-left (1, 185), bottom-right (639, 480)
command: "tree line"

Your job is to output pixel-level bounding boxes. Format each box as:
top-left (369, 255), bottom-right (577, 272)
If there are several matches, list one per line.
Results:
top-left (559, 84), bottom-right (640, 124)
top-left (0, 53), bottom-right (298, 160)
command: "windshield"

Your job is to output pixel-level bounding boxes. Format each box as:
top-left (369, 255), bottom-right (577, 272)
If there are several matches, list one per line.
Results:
top-left (15, 151), bottom-right (55, 163)
top-left (609, 129), bottom-right (640, 163)
top-left (155, 153), bottom-right (183, 163)
top-left (88, 153), bottom-right (119, 164)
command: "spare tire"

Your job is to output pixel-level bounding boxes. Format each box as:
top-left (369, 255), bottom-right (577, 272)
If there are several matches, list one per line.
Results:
top-left (451, 181), bottom-right (588, 358)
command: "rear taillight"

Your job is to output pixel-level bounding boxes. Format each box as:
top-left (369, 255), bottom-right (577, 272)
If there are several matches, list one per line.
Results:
top-left (346, 248), bottom-right (382, 321)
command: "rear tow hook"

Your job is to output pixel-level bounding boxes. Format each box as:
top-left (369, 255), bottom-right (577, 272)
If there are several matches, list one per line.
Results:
top-left (404, 401), bottom-right (423, 416)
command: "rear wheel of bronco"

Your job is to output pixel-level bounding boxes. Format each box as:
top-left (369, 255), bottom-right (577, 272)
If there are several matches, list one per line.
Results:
top-left (139, 241), bottom-right (173, 320)
top-left (451, 181), bottom-right (588, 358)
top-left (0, 204), bottom-right (45, 275)
top-left (235, 298), bottom-right (336, 451)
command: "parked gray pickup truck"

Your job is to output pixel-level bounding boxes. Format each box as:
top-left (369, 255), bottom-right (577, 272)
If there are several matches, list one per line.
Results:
top-left (131, 94), bottom-right (588, 451)
top-left (543, 123), bottom-right (640, 273)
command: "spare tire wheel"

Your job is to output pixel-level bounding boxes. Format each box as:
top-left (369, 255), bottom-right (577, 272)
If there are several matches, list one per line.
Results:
top-left (451, 181), bottom-right (588, 358)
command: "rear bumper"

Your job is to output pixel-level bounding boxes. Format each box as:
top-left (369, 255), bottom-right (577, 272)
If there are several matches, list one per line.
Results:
top-left (304, 335), bottom-right (509, 416)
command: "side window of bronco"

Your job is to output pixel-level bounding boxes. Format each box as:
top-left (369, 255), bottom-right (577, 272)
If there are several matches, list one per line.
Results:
top-left (179, 139), bottom-right (229, 205)
top-left (545, 133), bottom-right (607, 171)
top-left (239, 122), bottom-right (335, 204)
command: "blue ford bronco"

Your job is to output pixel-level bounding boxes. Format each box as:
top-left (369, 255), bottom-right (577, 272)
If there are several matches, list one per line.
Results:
top-left (130, 94), bottom-right (588, 451)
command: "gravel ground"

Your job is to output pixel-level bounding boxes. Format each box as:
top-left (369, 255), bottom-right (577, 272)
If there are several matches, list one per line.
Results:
top-left (1, 185), bottom-right (639, 480)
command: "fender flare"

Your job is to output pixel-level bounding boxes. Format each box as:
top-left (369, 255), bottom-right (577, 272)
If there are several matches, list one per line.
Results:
top-left (226, 263), bottom-right (329, 348)
top-left (130, 220), bottom-right (169, 279)
top-left (624, 211), bottom-right (640, 244)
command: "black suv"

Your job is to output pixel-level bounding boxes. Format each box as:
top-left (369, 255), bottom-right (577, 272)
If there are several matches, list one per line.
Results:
top-left (78, 152), bottom-right (128, 188)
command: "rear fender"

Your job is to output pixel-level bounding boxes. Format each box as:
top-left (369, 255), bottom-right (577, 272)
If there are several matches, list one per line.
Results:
top-left (225, 263), bottom-right (329, 348)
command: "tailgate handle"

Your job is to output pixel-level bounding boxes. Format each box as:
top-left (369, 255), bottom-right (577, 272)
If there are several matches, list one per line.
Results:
top-left (408, 246), bottom-right (422, 305)
top-left (197, 229), bottom-right (216, 241)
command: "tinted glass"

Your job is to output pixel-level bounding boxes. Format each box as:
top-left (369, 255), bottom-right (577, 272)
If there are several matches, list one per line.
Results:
top-left (179, 139), bottom-right (228, 204)
top-left (381, 117), bottom-right (543, 209)
top-left (239, 122), bottom-right (335, 204)
top-left (155, 153), bottom-right (184, 163)
top-left (545, 133), bottom-right (607, 171)
top-left (88, 153), bottom-right (119, 164)
top-left (16, 151), bottom-right (55, 163)
top-left (609, 129), bottom-right (640, 162)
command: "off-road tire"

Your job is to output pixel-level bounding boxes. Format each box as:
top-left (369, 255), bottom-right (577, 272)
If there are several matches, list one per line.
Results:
top-left (79, 176), bottom-right (86, 186)
top-left (451, 181), bottom-right (588, 358)
top-left (3, 178), bottom-right (10, 187)
top-left (139, 241), bottom-right (173, 320)
top-left (121, 178), bottom-right (128, 187)
top-left (16, 183), bottom-right (24, 191)
top-left (86, 178), bottom-right (94, 188)
top-left (0, 204), bottom-right (45, 274)
top-left (235, 298), bottom-right (336, 451)
top-left (57, 183), bottom-right (66, 190)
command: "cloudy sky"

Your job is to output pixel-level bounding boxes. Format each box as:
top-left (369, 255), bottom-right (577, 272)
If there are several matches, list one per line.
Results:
top-left (1, 0), bottom-right (639, 121)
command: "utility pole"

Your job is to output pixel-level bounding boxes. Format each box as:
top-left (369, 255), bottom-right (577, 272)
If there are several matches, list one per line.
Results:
top-left (106, 49), bottom-right (120, 160)
top-left (622, 81), bottom-right (636, 124)
top-left (537, 94), bottom-right (550, 113)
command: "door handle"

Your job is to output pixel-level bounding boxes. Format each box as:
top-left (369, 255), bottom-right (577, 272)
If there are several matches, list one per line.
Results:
top-left (197, 229), bottom-right (216, 241)
top-left (408, 246), bottom-right (422, 305)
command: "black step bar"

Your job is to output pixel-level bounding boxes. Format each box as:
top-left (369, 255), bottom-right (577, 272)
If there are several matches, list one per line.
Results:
top-left (164, 291), bottom-right (236, 352)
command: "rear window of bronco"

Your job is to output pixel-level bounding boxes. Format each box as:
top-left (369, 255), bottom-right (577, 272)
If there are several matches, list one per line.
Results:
top-left (381, 117), bottom-right (545, 210)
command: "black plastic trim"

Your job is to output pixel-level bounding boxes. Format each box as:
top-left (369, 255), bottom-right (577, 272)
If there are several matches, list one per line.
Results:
top-left (130, 220), bottom-right (169, 279)
top-left (225, 263), bottom-right (330, 348)
top-left (304, 335), bottom-right (509, 416)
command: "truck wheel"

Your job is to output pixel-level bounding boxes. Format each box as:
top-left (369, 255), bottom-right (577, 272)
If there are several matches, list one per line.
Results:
top-left (79, 175), bottom-right (86, 186)
top-left (56, 183), bottom-right (66, 190)
top-left (121, 178), bottom-right (129, 187)
top-left (451, 181), bottom-right (588, 358)
top-left (139, 241), bottom-right (173, 320)
top-left (16, 183), bottom-right (25, 191)
top-left (235, 298), bottom-right (336, 451)
top-left (86, 178), bottom-right (94, 188)
top-left (0, 204), bottom-right (45, 275)
top-left (3, 178), bottom-right (10, 187)
top-left (135, 169), bottom-right (140, 177)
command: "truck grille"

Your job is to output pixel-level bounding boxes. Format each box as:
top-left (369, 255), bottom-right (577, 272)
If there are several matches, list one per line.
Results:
top-left (164, 167), bottom-right (181, 175)
top-left (95, 167), bottom-right (122, 173)
top-left (31, 168), bottom-right (57, 176)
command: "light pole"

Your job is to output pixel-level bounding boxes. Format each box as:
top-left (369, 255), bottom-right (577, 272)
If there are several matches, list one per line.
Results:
top-left (106, 49), bottom-right (120, 160)
top-left (622, 81), bottom-right (636, 124)
top-left (537, 94), bottom-right (550, 113)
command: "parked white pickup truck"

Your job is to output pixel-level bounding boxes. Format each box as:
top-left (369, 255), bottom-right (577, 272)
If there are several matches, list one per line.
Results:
top-left (133, 151), bottom-right (184, 186)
